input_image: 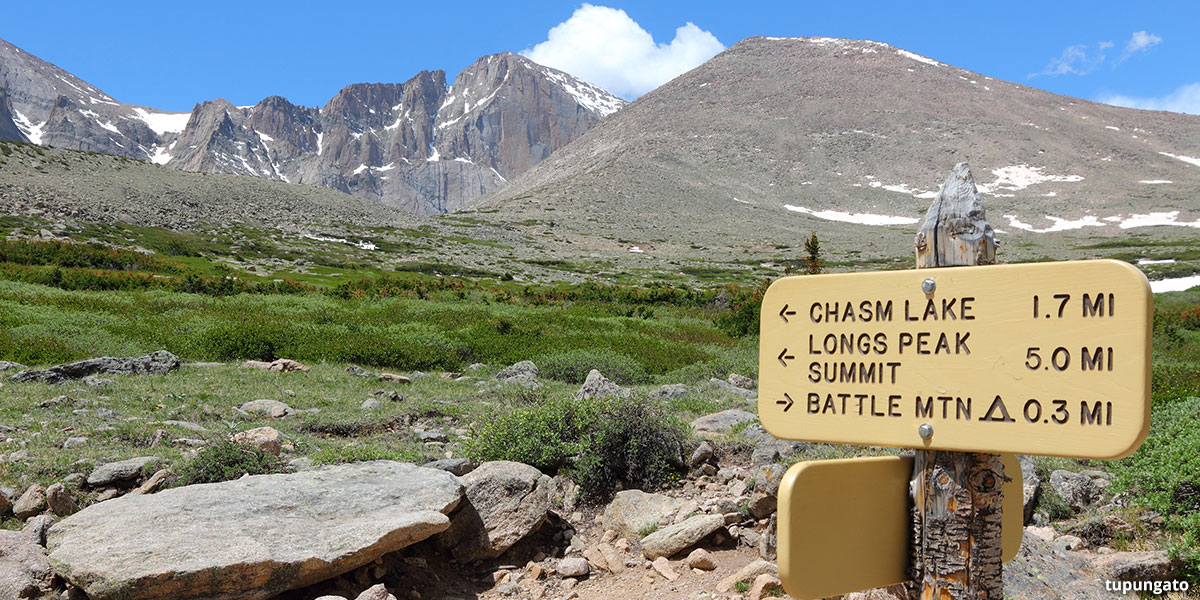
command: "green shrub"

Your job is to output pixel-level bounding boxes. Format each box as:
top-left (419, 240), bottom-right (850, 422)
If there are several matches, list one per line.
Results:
top-left (537, 348), bottom-right (648, 384)
top-left (173, 440), bottom-right (291, 486)
top-left (466, 395), bottom-right (687, 500)
top-left (1112, 395), bottom-right (1200, 579)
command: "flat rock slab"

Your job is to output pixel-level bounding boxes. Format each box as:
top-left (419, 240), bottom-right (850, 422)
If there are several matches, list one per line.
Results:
top-left (640, 514), bottom-right (725, 559)
top-left (690, 409), bottom-right (757, 438)
top-left (0, 530), bottom-right (54, 599)
top-left (603, 490), bottom-right (684, 540)
top-left (47, 461), bottom-right (463, 600)
top-left (11, 351), bottom-right (180, 384)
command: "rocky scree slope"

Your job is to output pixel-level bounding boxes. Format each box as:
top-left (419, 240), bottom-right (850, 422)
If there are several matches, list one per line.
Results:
top-left (473, 36), bottom-right (1200, 249)
top-left (0, 38), bottom-right (623, 215)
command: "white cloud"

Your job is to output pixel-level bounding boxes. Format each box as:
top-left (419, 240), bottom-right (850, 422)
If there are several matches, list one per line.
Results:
top-left (1125, 30), bottom-right (1162, 54)
top-left (1030, 43), bottom-right (1108, 77)
top-left (521, 4), bottom-right (725, 100)
top-left (1099, 82), bottom-right (1200, 115)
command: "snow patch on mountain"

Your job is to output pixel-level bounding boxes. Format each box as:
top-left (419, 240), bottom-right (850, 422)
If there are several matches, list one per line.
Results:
top-left (1160, 152), bottom-right (1200, 168)
top-left (132, 108), bottom-right (190, 136)
top-left (977, 165), bottom-right (1084, 193)
top-left (12, 110), bottom-right (45, 144)
top-left (785, 205), bottom-right (919, 226)
top-left (538, 67), bottom-right (623, 117)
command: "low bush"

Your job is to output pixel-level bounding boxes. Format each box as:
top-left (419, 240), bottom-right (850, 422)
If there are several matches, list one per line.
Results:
top-left (466, 395), bottom-right (687, 501)
top-left (537, 348), bottom-right (648, 384)
top-left (172, 440), bottom-right (291, 486)
top-left (1112, 395), bottom-right (1200, 580)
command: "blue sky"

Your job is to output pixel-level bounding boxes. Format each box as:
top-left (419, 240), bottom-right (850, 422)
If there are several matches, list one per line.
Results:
top-left (3, 1), bottom-right (1197, 115)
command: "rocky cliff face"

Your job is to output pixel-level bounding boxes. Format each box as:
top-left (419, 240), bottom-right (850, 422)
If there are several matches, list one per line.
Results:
top-left (0, 89), bottom-right (26, 142)
top-left (0, 38), bottom-right (624, 215)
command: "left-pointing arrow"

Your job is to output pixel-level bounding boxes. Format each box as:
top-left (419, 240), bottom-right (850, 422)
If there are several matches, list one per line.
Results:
top-left (777, 348), bottom-right (795, 367)
top-left (779, 304), bottom-right (797, 323)
top-left (777, 393), bottom-right (794, 412)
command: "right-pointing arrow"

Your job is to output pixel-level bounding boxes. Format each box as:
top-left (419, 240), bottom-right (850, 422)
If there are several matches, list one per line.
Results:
top-left (777, 348), bottom-right (795, 367)
top-left (777, 393), bottom-right (794, 412)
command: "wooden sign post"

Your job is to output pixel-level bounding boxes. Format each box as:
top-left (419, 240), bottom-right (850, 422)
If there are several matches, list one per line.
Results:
top-left (910, 163), bottom-right (1002, 600)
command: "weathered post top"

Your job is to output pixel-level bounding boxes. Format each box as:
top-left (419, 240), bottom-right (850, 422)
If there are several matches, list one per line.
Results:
top-left (914, 162), bottom-right (996, 268)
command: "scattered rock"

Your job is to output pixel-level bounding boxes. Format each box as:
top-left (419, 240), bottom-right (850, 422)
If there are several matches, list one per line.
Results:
top-left (0, 530), bottom-right (55, 599)
top-left (48, 462), bottom-right (463, 600)
top-left (417, 431), bottom-right (449, 443)
top-left (346, 365), bottom-right (373, 377)
top-left (690, 409), bottom-right (757, 438)
top-left (708, 378), bottom-right (756, 399)
top-left (557, 557), bottom-right (590, 578)
top-left (82, 376), bottom-right (114, 387)
top-left (688, 442), bottom-right (714, 468)
top-left (45, 483), bottom-right (79, 517)
top-left (748, 463), bottom-right (787, 497)
top-left (86, 457), bottom-right (160, 487)
top-left (354, 584), bottom-right (398, 600)
top-left (0, 489), bottom-right (11, 518)
top-left (651, 556), bottom-right (679, 581)
top-left (716, 560), bottom-right (777, 593)
top-left (11, 351), bottom-right (180, 384)
top-left (438, 461), bottom-right (552, 562)
top-left (495, 361), bottom-right (538, 381)
top-left (13, 485), bottom-right (46, 520)
top-left (130, 469), bottom-right (172, 495)
top-left (684, 548), bottom-right (717, 570)
top-left (749, 573), bottom-right (782, 600)
top-left (750, 438), bottom-right (805, 465)
top-left (422, 458), bottom-right (476, 476)
top-left (747, 492), bottom-right (776, 519)
top-left (377, 373), bottom-right (412, 384)
top-left (650, 384), bottom-right (688, 400)
top-left (582, 546), bottom-right (609, 572)
top-left (0, 361), bottom-right (26, 372)
top-left (239, 399), bottom-right (292, 418)
top-left (640, 514), bottom-right (725, 559)
top-left (1050, 470), bottom-right (1100, 511)
top-left (1055, 534), bottom-right (1086, 551)
top-left (372, 390), bottom-right (403, 402)
top-left (574, 370), bottom-right (631, 400)
top-left (22, 514), bottom-right (55, 547)
top-left (758, 514), bottom-right (777, 560)
top-left (727, 373), bottom-right (755, 390)
top-left (361, 398), bottom-right (383, 410)
top-left (596, 542), bottom-right (626, 574)
top-left (62, 436), bottom-right (88, 449)
top-left (232, 426), bottom-right (284, 456)
top-left (603, 490), bottom-right (685, 541)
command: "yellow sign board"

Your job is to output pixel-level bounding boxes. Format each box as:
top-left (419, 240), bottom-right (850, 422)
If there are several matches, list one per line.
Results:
top-left (758, 260), bottom-right (1152, 459)
top-left (777, 454), bottom-right (1023, 600)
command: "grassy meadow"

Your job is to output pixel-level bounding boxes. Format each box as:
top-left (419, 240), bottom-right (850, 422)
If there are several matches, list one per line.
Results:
top-left (0, 223), bottom-right (1198, 576)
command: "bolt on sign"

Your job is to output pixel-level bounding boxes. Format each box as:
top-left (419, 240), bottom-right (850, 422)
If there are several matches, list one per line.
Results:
top-left (758, 259), bottom-right (1152, 459)
top-left (776, 454), bottom-right (1023, 600)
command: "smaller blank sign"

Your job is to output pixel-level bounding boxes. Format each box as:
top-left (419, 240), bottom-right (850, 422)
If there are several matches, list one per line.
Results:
top-left (777, 454), bottom-right (1022, 600)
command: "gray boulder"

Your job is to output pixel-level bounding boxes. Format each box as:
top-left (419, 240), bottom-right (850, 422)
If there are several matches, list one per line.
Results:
top-left (650, 384), bottom-right (688, 399)
top-left (10, 350), bottom-right (180, 384)
top-left (422, 458), bottom-right (476, 476)
top-left (23, 515), bottom-right (55, 547)
top-left (557, 556), bottom-right (590, 578)
top-left (1090, 551), bottom-right (1176, 581)
top-left (48, 461), bottom-right (462, 600)
top-left (12, 485), bottom-right (45, 520)
top-left (1002, 530), bottom-right (1105, 599)
top-left (709, 378), bottom-right (756, 399)
top-left (0, 361), bottom-right (26, 372)
top-left (0, 530), bottom-right (55, 599)
top-left (45, 483), bottom-right (79, 517)
top-left (1050, 470), bottom-right (1100, 511)
top-left (438, 460), bottom-right (552, 561)
top-left (748, 463), bottom-right (787, 497)
top-left (0, 488), bottom-right (11, 517)
top-left (86, 456), bottom-right (160, 487)
top-left (239, 399), bottom-right (292, 418)
top-left (750, 438), bottom-right (806, 465)
top-left (602, 490), bottom-right (685, 540)
top-left (640, 514), bottom-right (725, 559)
top-left (574, 369), bottom-right (631, 400)
top-left (690, 409), bottom-right (758, 438)
top-left (495, 361), bottom-right (538, 381)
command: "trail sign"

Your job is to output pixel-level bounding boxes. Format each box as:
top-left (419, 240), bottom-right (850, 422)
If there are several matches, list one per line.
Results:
top-left (776, 454), bottom-right (1023, 600)
top-left (758, 259), bottom-right (1152, 459)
